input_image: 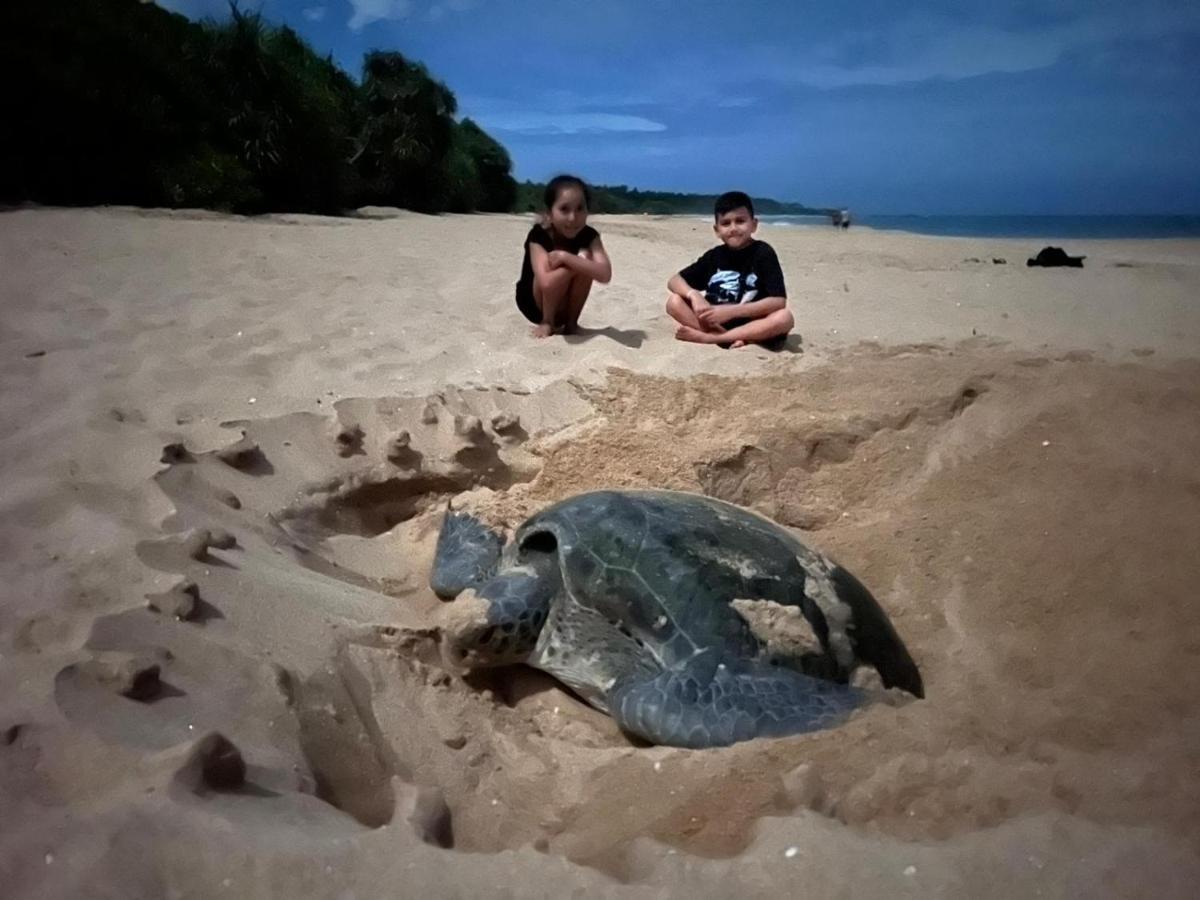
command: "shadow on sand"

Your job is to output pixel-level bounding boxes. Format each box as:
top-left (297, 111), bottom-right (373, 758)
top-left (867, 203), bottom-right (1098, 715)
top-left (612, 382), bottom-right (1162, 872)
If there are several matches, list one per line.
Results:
top-left (562, 326), bottom-right (647, 348)
top-left (715, 332), bottom-right (804, 354)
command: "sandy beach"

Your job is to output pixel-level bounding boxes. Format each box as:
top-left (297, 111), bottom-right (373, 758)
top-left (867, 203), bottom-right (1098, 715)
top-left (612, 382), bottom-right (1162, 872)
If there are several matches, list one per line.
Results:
top-left (2, 206), bottom-right (1199, 898)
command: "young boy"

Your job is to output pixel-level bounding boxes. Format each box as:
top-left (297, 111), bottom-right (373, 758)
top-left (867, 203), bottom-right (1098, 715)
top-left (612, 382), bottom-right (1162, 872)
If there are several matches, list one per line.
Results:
top-left (666, 191), bottom-right (794, 348)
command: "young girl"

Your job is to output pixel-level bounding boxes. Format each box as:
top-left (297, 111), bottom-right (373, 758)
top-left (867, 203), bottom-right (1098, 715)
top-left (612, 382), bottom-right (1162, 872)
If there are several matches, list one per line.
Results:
top-left (514, 175), bottom-right (612, 338)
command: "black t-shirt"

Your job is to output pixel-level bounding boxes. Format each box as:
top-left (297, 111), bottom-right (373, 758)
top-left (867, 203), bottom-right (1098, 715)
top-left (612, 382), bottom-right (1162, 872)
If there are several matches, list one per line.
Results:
top-left (678, 240), bottom-right (786, 305)
top-left (515, 224), bottom-right (600, 297)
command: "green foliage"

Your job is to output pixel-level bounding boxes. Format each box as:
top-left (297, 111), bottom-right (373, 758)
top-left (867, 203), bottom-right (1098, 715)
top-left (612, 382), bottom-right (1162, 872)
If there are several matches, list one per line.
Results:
top-left (355, 50), bottom-right (458, 211)
top-left (515, 181), bottom-right (546, 214)
top-left (436, 140), bottom-right (485, 213)
top-left (202, 7), bottom-right (358, 212)
top-left (153, 145), bottom-right (263, 211)
top-left (456, 119), bottom-right (517, 212)
top-left (1, 0), bottom-right (818, 218)
top-left (0, 0), bottom-right (515, 215)
top-left (0, 0), bottom-right (218, 206)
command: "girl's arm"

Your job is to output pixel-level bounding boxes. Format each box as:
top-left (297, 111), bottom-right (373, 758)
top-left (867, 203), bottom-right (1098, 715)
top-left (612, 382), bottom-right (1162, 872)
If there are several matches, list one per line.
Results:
top-left (549, 237), bottom-right (612, 284)
top-left (528, 243), bottom-right (560, 293)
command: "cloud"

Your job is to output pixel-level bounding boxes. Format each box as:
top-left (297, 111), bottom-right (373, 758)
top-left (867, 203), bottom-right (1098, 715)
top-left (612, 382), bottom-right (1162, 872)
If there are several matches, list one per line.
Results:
top-left (428, 0), bottom-right (478, 22)
top-left (347, 0), bottom-right (412, 31)
top-left (787, 19), bottom-right (1065, 87)
top-left (771, 7), bottom-right (1200, 88)
top-left (479, 112), bottom-right (667, 135)
top-left (302, 6), bottom-right (327, 22)
top-left (347, 0), bottom-right (478, 30)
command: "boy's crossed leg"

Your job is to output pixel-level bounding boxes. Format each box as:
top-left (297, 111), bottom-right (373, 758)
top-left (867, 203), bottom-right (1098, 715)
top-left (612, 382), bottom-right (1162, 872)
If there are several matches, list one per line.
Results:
top-left (665, 291), bottom-right (719, 334)
top-left (666, 293), bottom-right (794, 348)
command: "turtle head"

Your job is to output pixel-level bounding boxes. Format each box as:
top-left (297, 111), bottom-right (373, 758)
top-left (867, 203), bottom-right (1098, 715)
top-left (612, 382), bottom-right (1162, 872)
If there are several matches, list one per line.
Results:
top-left (430, 509), bottom-right (505, 600)
top-left (443, 543), bottom-right (559, 669)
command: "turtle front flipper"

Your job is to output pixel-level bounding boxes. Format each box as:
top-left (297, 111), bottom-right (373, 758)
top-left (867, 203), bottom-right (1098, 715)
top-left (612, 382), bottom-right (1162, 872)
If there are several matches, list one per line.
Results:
top-left (430, 509), bottom-right (505, 599)
top-left (608, 650), bottom-right (864, 749)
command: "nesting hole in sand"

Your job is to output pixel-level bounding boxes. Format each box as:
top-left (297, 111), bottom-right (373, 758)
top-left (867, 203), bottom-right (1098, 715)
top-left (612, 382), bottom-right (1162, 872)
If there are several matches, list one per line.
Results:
top-left (257, 375), bottom-right (999, 865)
top-left (153, 361), bottom-right (1184, 873)
top-left (48, 347), bottom-right (1200, 885)
top-left (151, 369), bottom-right (990, 860)
top-left (302, 472), bottom-right (503, 538)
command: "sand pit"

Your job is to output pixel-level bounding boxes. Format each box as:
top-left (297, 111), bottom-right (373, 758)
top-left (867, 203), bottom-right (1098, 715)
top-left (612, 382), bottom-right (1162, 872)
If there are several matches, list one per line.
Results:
top-left (3, 209), bottom-right (1200, 897)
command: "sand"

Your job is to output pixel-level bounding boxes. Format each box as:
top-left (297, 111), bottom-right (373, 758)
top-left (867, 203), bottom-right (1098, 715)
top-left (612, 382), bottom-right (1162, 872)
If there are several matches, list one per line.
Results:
top-left (1, 207), bottom-right (1199, 898)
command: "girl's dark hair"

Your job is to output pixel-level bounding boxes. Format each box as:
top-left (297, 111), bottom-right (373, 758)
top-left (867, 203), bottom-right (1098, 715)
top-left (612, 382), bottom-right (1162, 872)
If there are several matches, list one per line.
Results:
top-left (544, 174), bottom-right (591, 210)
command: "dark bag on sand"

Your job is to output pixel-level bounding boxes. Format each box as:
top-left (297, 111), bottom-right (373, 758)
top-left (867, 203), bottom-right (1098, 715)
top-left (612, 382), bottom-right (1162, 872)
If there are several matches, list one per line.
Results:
top-left (1027, 246), bottom-right (1085, 268)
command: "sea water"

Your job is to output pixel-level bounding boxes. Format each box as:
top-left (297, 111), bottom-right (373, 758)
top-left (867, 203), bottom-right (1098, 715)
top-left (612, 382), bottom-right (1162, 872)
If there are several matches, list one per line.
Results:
top-left (758, 214), bottom-right (1200, 239)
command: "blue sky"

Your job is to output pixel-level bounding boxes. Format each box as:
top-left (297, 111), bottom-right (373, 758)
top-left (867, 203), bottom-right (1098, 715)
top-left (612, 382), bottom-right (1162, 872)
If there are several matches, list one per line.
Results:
top-left (159, 0), bottom-right (1200, 214)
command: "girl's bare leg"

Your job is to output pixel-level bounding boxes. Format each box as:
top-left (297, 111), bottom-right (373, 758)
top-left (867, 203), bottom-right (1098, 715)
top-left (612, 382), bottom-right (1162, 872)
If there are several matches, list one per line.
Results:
top-left (562, 248), bottom-right (596, 333)
top-left (531, 268), bottom-right (574, 338)
top-left (563, 275), bottom-right (594, 333)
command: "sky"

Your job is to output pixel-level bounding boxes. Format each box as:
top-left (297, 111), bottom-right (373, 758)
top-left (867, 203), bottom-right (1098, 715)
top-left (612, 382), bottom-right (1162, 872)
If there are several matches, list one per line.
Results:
top-left (157, 0), bottom-right (1200, 214)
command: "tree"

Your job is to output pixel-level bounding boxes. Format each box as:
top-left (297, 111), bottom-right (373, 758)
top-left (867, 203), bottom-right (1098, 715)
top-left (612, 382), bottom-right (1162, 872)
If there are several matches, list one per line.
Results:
top-left (354, 51), bottom-right (458, 212)
top-left (200, 6), bottom-right (357, 211)
top-left (453, 119), bottom-right (517, 212)
top-left (0, 1), bottom-right (519, 215)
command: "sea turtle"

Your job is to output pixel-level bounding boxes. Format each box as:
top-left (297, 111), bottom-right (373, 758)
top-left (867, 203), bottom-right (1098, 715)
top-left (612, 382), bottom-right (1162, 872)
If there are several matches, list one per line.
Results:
top-left (431, 489), bottom-right (922, 748)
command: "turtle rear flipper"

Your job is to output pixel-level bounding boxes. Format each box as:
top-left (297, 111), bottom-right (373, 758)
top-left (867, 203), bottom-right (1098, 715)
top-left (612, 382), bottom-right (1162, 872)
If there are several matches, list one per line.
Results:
top-left (608, 651), bottom-right (863, 749)
top-left (430, 510), bottom-right (505, 599)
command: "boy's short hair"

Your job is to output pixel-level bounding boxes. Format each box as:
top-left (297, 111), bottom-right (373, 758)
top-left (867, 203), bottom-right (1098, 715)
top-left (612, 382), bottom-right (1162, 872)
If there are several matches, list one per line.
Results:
top-left (714, 191), bottom-right (754, 220)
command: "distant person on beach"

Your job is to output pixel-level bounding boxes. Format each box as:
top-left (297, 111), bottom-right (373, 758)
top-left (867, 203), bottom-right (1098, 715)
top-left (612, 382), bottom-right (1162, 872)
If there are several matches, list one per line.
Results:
top-left (665, 191), bottom-right (794, 348)
top-left (514, 174), bottom-right (612, 339)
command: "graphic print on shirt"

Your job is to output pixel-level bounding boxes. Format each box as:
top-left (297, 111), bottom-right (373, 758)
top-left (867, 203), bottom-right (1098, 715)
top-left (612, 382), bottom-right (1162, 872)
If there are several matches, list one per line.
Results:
top-left (705, 270), bottom-right (758, 304)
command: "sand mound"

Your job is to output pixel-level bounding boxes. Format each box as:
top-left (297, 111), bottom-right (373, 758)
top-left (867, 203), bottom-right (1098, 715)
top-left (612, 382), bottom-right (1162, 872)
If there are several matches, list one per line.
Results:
top-left (9, 344), bottom-right (1199, 897)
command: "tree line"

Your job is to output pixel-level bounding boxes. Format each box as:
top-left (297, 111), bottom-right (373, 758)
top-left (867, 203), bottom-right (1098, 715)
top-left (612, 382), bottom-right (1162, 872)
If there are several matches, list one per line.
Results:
top-left (0, 1), bottom-right (823, 218)
top-left (514, 182), bottom-right (828, 216)
top-left (0, 0), bottom-right (517, 214)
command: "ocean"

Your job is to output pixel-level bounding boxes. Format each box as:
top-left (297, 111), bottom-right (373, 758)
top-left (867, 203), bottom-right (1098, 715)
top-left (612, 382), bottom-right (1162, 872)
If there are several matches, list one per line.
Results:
top-left (757, 214), bottom-right (1200, 239)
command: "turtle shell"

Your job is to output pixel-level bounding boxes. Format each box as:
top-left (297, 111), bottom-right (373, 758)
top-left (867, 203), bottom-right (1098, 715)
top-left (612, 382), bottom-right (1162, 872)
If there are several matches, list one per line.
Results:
top-left (515, 489), bottom-right (923, 698)
top-left (515, 490), bottom-right (827, 665)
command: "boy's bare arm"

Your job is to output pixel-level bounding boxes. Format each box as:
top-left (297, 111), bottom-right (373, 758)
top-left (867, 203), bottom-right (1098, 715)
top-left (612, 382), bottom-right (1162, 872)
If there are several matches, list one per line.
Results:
top-left (730, 295), bottom-right (786, 318)
top-left (668, 273), bottom-right (712, 309)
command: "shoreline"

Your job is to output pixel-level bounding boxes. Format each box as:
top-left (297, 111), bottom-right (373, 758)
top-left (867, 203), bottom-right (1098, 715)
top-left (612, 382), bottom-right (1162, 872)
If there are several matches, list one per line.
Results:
top-left (761, 213), bottom-right (1200, 241)
top-left (8, 203), bottom-right (1200, 241)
